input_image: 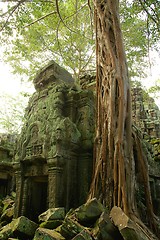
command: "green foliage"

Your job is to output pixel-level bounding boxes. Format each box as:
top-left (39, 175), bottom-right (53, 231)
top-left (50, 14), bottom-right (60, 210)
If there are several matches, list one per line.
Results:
top-left (137, 0), bottom-right (160, 33)
top-left (0, 92), bottom-right (30, 134)
top-left (120, 0), bottom-right (160, 79)
top-left (0, 0), bottom-right (159, 81)
top-left (147, 79), bottom-right (160, 105)
top-left (148, 79), bottom-right (160, 94)
top-left (0, 0), bottom-right (95, 81)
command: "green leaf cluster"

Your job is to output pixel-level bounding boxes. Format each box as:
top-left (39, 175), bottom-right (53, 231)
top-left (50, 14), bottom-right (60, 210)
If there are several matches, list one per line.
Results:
top-left (0, 0), bottom-right (159, 82)
top-left (120, 0), bottom-right (160, 79)
top-left (0, 92), bottom-right (30, 134)
top-left (0, 0), bottom-right (95, 81)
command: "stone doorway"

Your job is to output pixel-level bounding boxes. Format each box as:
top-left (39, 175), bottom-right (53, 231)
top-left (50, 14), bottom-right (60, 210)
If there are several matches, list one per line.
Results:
top-left (0, 179), bottom-right (8, 197)
top-left (27, 177), bottom-right (48, 222)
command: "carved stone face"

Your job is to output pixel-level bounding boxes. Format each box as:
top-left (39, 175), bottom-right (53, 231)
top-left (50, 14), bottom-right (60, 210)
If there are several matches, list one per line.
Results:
top-left (30, 125), bottom-right (39, 144)
top-left (55, 128), bottom-right (62, 141)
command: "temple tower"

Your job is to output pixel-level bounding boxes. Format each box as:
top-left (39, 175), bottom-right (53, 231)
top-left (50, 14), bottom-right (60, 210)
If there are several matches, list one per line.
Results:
top-left (13, 61), bottom-right (95, 221)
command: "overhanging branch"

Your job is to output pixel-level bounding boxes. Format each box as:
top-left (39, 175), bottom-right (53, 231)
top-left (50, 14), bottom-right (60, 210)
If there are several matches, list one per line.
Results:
top-left (0, 0), bottom-right (26, 31)
top-left (23, 11), bottom-right (57, 28)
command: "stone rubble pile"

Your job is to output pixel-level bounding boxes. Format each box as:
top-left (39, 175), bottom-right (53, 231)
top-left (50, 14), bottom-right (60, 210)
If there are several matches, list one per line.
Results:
top-left (0, 197), bottom-right (158, 240)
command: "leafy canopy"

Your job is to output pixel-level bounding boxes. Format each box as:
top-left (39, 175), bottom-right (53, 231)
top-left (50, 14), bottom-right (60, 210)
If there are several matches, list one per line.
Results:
top-left (0, 0), bottom-right (95, 81)
top-left (0, 0), bottom-right (159, 82)
top-left (0, 92), bottom-right (30, 134)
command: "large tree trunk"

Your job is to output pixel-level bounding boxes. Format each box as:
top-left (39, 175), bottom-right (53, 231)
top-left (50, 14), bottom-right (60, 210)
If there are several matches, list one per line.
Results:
top-left (88, 0), bottom-right (159, 237)
top-left (89, 0), bottom-right (133, 214)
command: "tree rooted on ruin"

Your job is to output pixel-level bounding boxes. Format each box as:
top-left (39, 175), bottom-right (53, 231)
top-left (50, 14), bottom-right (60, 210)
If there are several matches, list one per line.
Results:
top-left (88, 0), bottom-right (160, 238)
top-left (0, 0), bottom-right (160, 238)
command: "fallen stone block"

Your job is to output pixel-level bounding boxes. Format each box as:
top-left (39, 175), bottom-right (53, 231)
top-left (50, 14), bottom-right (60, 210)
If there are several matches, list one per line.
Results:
top-left (2, 198), bottom-right (14, 212)
top-left (1, 206), bottom-right (14, 222)
top-left (39, 207), bottom-right (65, 222)
top-left (39, 219), bottom-right (63, 229)
top-left (92, 211), bottom-right (123, 240)
top-left (110, 206), bottom-right (154, 240)
top-left (71, 229), bottom-right (92, 240)
top-left (75, 198), bottom-right (105, 225)
top-left (0, 216), bottom-right (38, 240)
top-left (33, 227), bottom-right (65, 240)
top-left (8, 238), bottom-right (19, 240)
top-left (0, 225), bottom-right (13, 240)
top-left (61, 217), bottom-right (85, 239)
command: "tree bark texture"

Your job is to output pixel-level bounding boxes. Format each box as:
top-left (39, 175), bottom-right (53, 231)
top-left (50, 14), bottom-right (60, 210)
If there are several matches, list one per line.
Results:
top-left (88, 0), bottom-right (158, 236)
top-left (89, 0), bottom-right (133, 213)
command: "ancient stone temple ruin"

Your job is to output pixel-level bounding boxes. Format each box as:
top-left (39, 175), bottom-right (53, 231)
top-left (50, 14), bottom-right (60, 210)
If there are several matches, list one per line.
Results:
top-left (0, 134), bottom-right (15, 197)
top-left (131, 87), bottom-right (160, 139)
top-left (0, 62), bottom-right (160, 225)
top-left (13, 61), bottom-right (95, 221)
